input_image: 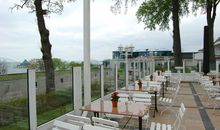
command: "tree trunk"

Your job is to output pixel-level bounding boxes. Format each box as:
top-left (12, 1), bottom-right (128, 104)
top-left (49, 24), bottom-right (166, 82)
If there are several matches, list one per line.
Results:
top-left (172, 0), bottom-right (183, 66)
top-left (203, 26), bottom-right (210, 75)
top-left (34, 0), bottom-right (55, 93)
top-left (207, 0), bottom-right (216, 70)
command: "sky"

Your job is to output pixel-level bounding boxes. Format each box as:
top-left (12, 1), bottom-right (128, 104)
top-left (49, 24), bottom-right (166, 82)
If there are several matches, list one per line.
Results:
top-left (0, 0), bottom-right (220, 62)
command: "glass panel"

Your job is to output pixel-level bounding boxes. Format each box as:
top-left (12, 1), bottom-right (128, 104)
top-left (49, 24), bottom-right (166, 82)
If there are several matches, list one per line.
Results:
top-left (36, 69), bottom-right (73, 126)
top-left (104, 67), bottom-right (115, 95)
top-left (91, 65), bottom-right (101, 101)
top-left (118, 63), bottom-right (125, 89)
top-left (0, 72), bottom-right (29, 130)
top-left (185, 59), bottom-right (199, 73)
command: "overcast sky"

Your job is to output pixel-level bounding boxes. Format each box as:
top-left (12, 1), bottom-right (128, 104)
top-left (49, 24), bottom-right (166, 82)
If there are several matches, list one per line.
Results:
top-left (0, 0), bottom-right (220, 62)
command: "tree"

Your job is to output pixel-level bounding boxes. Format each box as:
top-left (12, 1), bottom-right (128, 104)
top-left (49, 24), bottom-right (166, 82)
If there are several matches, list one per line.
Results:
top-left (193, 0), bottom-right (219, 69)
top-left (136, 0), bottom-right (189, 66)
top-left (111, 0), bottom-right (138, 14)
top-left (0, 60), bottom-right (7, 75)
top-left (28, 58), bottom-right (44, 71)
top-left (12, 0), bottom-right (75, 93)
top-left (53, 58), bottom-right (69, 70)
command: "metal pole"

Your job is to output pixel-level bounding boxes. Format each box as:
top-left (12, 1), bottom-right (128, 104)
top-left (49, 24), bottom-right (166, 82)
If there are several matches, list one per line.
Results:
top-left (125, 51), bottom-right (128, 87)
top-left (138, 60), bottom-right (141, 79)
top-left (83, 0), bottom-right (91, 105)
top-left (183, 60), bottom-right (185, 73)
top-left (143, 60), bottom-right (145, 78)
top-left (199, 61), bottom-right (202, 73)
top-left (115, 64), bottom-right (118, 91)
top-left (153, 60), bottom-right (155, 73)
top-left (100, 65), bottom-right (104, 99)
top-left (167, 59), bottom-right (170, 71)
top-left (133, 61), bottom-right (136, 82)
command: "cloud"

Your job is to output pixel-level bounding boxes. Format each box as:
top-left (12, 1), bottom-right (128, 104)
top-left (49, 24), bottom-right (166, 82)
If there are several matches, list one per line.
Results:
top-left (0, 0), bottom-right (220, 62)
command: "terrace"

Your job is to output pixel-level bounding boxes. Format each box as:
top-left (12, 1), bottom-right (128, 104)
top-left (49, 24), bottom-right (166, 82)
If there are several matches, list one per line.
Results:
top-left (1, 1), bottom-right (220, 130)
top-left (1, 61), bottom-right (220, 130)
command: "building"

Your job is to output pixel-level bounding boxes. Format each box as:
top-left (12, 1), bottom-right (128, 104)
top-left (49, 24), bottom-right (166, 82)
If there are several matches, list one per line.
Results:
top-left (112, 49), bottom-right (172, 60)
top-left (194, 37), bottom-right (220, 60)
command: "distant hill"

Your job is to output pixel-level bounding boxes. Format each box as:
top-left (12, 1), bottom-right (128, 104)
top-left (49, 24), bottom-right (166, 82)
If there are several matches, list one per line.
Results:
top-left (0, 57), bottom-right (19, 63)
top-left (91, 60), bottom-right (102, 65)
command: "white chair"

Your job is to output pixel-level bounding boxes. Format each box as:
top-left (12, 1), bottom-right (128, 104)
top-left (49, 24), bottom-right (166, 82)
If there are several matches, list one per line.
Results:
top-left (166, 77), bottom-right (181, 92)
top-left (92, 117), bottom-right (119, 130)
top-left (52, 120), bottom-right (83, 130)
top-left (65, 113), bottom-right (91, 124)
top-left (159, 83), bottom-right (181, 115)
top-left (150, 103), bottom-right (186, 130)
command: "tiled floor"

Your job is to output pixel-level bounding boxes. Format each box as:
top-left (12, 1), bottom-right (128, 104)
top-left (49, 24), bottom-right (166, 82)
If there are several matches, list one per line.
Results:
top-left (117, 82), bottom-right (220, 130)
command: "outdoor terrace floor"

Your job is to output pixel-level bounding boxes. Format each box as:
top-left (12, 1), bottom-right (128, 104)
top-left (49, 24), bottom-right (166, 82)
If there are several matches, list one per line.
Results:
top-left (114, 82), bottom-right (220, 130)
top-left (41, 81), bottom-right (220, 130)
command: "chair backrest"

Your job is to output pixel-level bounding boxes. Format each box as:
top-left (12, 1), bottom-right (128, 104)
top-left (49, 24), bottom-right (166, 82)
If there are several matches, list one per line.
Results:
top-left (118, 97), bottom-right (129, 102)
top-left (133, 92), bottom-right (151, 98)
top-left (53, 120), bottom-right (83, 130)
top-left (92, 117), bottom-right (119, 130)
top-left (155, 76), bottom-right (166, 82)
top-left (173, 103), bottom-right (186, 130)
top-left (65, 114), bottom-right (91, 124)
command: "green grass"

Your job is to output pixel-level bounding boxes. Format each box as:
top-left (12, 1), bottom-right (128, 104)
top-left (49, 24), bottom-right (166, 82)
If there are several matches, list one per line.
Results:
top-left (0, 70), bottom-right (72, 81)
top-left (37, 104), bottom-right (72, 125)
top-left (0, 104), bottom-right (73, 130)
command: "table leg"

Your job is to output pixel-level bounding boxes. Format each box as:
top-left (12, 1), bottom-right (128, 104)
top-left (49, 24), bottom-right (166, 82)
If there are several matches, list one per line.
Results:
top-left (138, 116), bottom-right (142, 130)
top-left (155, 91), bottom-right (158, 112)
top-left (94, 112), bottom-right (99, 117)
top-left (162, 82), bottom-right (165, 98)
top-left (153, 91), bottom-right (158, 118)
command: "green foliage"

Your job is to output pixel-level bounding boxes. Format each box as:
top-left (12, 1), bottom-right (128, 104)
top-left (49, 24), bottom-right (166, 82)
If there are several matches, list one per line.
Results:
top-left (69, 61), bottom-right (81, 67)
top-left (28, 59), bottom-right (44, 71)
top-left (53, 58), bottom-right (69, 70)
top-left (0, 88), bottom-right (72, 128)
top-left (136, 0), bottom-right (172, 31)
top-left (136, 0), bottom-right (189, 31)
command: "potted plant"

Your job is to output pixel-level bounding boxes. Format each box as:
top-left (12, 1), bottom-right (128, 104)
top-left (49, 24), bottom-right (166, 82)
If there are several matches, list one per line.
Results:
top-left (137, 79), bottom-right (142, 90)
top-left (150, 75), bottom-right (153, 81)
top-left (157, 70), bottom-right (161, 76)
top-left (111, 92), bottom-right (119, 107)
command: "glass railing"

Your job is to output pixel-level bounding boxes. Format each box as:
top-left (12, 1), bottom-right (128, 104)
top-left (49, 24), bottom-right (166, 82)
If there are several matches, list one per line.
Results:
top-left (36, 70), bottom-right (73, 126)
top-left (0, 71), bottom-right (29, 130)
top-left (104, 67), bottom-right (115, 95)
top-left (118, 64), bottom-right (126, 89)
top-left (184, 60), bottom-right (200, 73)
top-left (90, 66), bottom-right (101, 101)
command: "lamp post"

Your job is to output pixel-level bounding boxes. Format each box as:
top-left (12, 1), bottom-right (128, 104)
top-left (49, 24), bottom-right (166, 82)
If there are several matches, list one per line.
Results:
top-left (118, 45), bottom-right (134, 88)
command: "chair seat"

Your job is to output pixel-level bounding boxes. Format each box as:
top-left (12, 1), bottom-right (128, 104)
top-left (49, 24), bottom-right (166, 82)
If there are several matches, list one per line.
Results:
top-left (53, 120), bottom-right (83, 130)
top-left (84, 124), bottom-right (115, 130)
top-left (167, 87), bottom-right (176, 91)
top-left (133, 93), bottom-right (151, 98)
top-left (133, 97), bottom-right (151, 103)
top-left (159, 97), bottom-right (172, 103)
top-left (118, 93), bottom-right (129, 98)
top-left (150, 122), bottom-right (172, 130)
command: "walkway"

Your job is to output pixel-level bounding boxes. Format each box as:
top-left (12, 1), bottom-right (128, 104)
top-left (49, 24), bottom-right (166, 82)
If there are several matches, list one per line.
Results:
top-left (118, 82), bottom-right (220, 130)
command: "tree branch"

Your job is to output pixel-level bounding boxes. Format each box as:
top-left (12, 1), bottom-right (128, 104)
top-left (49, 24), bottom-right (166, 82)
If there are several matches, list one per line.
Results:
top-left (212, 0), bottom-right (217, 21)
top-left (10, 0), bottom-right (29, 10)
top-left (216, 0), bottom-right (220, 5)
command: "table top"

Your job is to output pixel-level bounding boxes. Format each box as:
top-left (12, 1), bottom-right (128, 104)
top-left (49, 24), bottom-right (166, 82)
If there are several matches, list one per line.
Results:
top-left (211, 78), bottom-right (220, 82)
top-left (121, 86), bottom-right (161, 92)
top-left (81, 100), bottom-right (149, 117)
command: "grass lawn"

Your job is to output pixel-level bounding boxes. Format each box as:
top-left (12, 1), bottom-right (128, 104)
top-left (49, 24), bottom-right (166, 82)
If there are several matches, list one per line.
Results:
top-left (0, 104), bottom-right (72, 130)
